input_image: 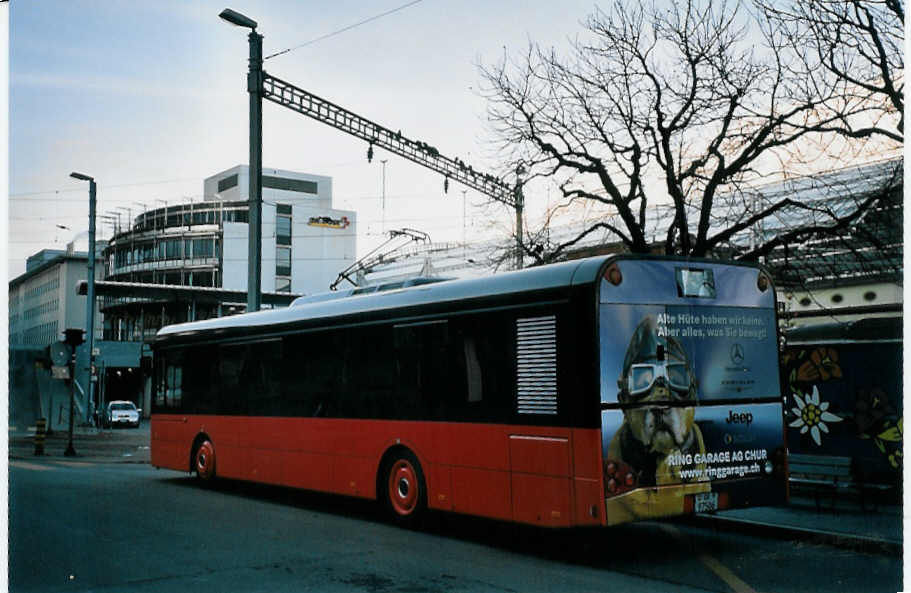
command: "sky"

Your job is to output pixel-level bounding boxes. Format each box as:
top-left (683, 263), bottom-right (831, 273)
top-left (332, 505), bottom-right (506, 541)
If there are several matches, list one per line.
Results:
top-left (6, 0), bottom-right (606, 279)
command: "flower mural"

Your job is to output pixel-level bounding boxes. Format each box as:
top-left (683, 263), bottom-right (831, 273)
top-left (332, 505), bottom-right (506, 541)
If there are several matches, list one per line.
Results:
top-left (796, 347), bottom-right (843, 382)
top-left (789, 386), bottom-right (843, 446)
top-left (855, 387), bottom-right (894, 435)
top-left (875, 417), bottom-right (903, 469)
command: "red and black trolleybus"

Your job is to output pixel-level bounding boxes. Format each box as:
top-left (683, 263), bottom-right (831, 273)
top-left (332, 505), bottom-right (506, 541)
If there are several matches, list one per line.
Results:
top-left (150, 255), bottom-right (787, 527)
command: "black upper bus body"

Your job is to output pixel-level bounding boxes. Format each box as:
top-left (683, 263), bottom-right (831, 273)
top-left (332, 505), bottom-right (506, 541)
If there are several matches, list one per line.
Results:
top-left (150, 255), bottom-right (776, 432)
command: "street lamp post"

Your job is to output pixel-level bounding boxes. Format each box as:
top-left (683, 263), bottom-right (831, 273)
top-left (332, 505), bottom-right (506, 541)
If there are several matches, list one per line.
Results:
top-left (220, 7), bottom-right (263, 312)
top-left (70, 172), bottom-right (97, 425)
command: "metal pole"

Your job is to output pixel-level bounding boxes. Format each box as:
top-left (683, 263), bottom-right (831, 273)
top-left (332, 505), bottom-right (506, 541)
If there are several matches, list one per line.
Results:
top-left (247, 29), bottom-right (264, 312)
top-left (64, 350), bottom-right (77, 456)
top-left (381, 159), bottom-right (387, 233)
top-left (514, 184), bottom-right (524, 270)
top-left (86, 180), bottom-right (97, 424)
top-left (462, 190), bottom-right (467, 249)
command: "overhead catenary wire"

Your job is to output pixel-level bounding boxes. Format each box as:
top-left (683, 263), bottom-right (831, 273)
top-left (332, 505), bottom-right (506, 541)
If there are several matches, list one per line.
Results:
top-left (264, 0), bottom-right (423, 60)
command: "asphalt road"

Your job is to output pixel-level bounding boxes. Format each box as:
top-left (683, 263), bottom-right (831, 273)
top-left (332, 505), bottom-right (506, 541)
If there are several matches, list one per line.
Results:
top-left (9, 459), bottom-right (902, 593)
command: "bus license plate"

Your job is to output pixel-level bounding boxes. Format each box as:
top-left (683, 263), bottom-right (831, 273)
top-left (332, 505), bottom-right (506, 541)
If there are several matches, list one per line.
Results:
top-left (694, 492), bottom-right (718, 513)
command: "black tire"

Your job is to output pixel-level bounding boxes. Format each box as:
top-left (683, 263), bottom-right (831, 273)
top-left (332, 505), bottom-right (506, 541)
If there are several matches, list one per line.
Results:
top-left (381, 450), bottom-right (427, 527)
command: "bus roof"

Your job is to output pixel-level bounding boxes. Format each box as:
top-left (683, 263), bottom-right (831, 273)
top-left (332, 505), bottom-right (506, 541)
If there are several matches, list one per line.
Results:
top-left (153, 255), bottom-right (613, 343)
top-left (151, 254), bottom-right (767, 344)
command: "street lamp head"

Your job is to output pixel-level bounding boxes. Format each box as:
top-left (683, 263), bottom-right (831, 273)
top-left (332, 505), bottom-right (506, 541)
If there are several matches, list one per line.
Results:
top-left (219, 8), bottom-right (257, 29)
top-left (70, 172), bottom-right (93, 182)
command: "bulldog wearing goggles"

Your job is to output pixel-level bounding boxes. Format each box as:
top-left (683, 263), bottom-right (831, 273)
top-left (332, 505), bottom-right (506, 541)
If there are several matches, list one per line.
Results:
top-left (607, 315), bottom-right (707, 487)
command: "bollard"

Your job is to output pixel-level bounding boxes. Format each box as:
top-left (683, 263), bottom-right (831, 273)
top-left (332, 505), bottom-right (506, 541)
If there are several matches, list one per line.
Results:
top-left (34, 418), bottom-right (47, 456)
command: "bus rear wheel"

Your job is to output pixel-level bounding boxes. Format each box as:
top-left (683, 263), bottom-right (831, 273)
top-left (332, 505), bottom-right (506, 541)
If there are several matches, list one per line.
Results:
top-left (382, 450), bottom-right (426, 526)
top-left (193, 439), bottom-right (216, 483)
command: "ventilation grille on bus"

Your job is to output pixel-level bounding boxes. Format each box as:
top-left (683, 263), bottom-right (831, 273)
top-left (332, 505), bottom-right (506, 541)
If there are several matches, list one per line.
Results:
top-left (516, 315), bottom-right (557, 415)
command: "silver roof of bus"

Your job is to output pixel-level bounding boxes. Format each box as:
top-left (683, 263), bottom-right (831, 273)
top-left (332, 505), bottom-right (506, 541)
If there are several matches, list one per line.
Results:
top-left (153, 254), bottom-right (767, 341)
top-left (155, 256), bottom-right (612, 340)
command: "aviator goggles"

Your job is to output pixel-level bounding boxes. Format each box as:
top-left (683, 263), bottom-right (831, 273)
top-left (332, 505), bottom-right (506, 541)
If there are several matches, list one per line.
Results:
top-left (627, 361), bottom-right (692, 399)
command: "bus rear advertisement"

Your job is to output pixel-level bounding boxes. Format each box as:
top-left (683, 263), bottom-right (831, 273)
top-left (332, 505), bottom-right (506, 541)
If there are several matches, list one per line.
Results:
top-left (150, 255), bottom-right (786, 528)
top-left (598, 260), bottom-right (786, 524)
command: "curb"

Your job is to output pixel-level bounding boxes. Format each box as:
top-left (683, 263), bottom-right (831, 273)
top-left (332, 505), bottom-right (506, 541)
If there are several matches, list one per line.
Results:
top-left (9, 453), bottom-right (151, 465)
top-left (683, 513), bottom-right (902, 556)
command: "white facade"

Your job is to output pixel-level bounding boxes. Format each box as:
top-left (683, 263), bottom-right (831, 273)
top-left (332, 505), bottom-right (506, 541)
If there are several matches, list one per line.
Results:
top-left (209, 165), bottom-right (357, 296)
top-left (8, 250), bottom-right (103, 347)
top-left (779, 282), bottom-right (902, 328)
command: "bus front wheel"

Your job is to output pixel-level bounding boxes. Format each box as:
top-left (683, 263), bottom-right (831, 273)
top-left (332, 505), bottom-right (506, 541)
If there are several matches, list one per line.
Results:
top-left (382, 450), bottom-right (426, 526)
top-left (193, 439), bottom-right (216, 483)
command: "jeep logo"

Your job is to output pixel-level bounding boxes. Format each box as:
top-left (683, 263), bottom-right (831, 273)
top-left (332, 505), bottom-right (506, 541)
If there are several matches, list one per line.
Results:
top-left (726, 410), bottom-right (753, 426)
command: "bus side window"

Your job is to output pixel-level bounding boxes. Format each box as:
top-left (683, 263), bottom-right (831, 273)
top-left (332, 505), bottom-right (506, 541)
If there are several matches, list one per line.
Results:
top-left (282, 333), bottom-right (321, 417)
top-left (464, 337), bottom-right (482, 403)
top-left (394, 321), bottom-right (447, 420)
top-left (183, 344), bottom-right (217, 414)
top-left (219, 344), bottom-right (249, 415)
top-left (166, 362), bottom-right (182, 409)
top-left (246, 340), bottom-right (282, 416)
top-left (153, 355), bottom-right (166, 408)
top-left (282, 329), bottom-right (349, 418)
top-left (349, 325), bottom-right (395, 419)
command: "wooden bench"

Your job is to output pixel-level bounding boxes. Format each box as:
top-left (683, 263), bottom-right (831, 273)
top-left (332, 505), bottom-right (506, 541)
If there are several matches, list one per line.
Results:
top-left (788, 453), bottom-right (893, 511)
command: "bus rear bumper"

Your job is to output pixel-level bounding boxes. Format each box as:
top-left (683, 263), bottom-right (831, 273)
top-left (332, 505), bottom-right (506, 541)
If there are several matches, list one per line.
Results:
top-left (605, 476), bottom-right (787, 527)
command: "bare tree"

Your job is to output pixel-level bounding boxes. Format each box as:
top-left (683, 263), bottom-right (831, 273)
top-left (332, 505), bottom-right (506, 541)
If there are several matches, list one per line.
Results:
top-left (757, 0), bottom-right (903, 141)
top-left (479, 0), bottom-right (901, 264)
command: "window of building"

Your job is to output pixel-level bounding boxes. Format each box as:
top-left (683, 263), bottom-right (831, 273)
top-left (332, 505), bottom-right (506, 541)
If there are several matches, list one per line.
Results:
top-left (276, 214), bottom-right (292, 246)
top-left (276, 246), bottom-right (291, 277)
top-left (193, 238), bottom-right (214, 258)
top-left (217, 174), bottom-right (238, 193)
top-left (276, 203), bottom-right (293, 281)
top-left (263, 175), bottom-right (317, 195)
top-left (191, 271), bottom-right (214, 287)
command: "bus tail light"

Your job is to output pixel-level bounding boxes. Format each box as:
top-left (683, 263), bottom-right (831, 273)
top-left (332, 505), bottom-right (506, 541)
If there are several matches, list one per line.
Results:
top-left (605, 263), bottom-right (622, 286)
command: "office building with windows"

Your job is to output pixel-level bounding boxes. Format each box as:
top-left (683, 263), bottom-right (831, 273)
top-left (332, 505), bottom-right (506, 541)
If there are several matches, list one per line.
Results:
top-left (8, 248), bottom-right (106, 431)
top-left (105, 165), bottom-right (356, 294)
top-left (99, 165), bottom-right (356, 338)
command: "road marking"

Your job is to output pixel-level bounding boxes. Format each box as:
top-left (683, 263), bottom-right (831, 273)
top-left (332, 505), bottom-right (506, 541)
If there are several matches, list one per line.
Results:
top-left (10, 461), bottom-right (53, 471)
top-left (54, 461), bottom-right (94, 468)
top-left (700, 554), bottom-right (758, 593)
top-left (658, 523), bottom-right (758, 593)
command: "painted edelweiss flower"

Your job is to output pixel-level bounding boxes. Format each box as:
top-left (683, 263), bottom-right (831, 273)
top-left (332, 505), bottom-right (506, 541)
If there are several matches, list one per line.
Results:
top-left (790, 386), bottom-right (843, 446)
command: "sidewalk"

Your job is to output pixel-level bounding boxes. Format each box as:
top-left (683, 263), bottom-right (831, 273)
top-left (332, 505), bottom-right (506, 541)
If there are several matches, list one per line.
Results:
top-left (8, 423), bottom-right (152, 463)
top-left (686, 491), bottom-right (902, 555)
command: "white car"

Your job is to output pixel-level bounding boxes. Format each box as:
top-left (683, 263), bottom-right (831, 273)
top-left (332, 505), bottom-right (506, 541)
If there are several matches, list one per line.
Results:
top-left (104, 400), bottom-right (141, 428)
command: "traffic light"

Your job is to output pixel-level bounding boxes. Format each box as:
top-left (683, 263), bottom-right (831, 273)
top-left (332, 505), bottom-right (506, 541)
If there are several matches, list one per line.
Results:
top-left (62, 328), bottom-right (85, 348)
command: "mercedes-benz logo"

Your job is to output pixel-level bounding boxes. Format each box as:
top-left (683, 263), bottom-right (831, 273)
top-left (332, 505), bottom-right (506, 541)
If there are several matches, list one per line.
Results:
top-left (730, 343), bottom-right (745, 365)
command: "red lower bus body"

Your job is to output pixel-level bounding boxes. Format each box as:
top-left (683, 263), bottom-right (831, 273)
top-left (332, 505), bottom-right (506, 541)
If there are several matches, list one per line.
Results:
top-left (152, 415), bottom-right (606, 528)
top-left (153, 415), bottom-right (784, 527)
